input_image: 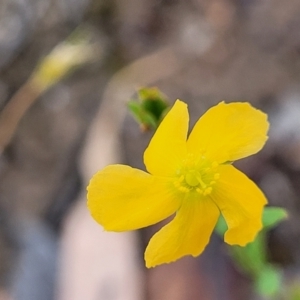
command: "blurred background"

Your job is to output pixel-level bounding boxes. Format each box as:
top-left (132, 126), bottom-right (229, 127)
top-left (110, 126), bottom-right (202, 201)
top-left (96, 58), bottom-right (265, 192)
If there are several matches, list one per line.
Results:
top-left (1, 0), bottom-right (300, 299)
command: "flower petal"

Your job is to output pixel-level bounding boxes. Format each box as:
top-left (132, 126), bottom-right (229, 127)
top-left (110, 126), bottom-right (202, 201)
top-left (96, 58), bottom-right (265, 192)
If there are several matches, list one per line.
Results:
top-left (87, 165), bottom-right (179, 231)
top-left (144, 100), bottom-right (189, 176)
top-left (144, 197), bottom-right (219, 267)
top-left (187, 102), bottom-right (269, 163)
top-left (211, 165), bottom-right (267, 246)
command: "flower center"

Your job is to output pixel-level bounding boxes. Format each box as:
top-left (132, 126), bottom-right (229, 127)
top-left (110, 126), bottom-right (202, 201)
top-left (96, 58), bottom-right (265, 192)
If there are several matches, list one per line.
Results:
top-left (173, 154), bottom-right (220, 196)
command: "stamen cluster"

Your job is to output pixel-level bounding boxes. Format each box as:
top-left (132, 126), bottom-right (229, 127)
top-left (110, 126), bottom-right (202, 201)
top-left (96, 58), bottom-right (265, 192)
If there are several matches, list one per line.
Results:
top-left (174, 154), bottom-right (220, 195)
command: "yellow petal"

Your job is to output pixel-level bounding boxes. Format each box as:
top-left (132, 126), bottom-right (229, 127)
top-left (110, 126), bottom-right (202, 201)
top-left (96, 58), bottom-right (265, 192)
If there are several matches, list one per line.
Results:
top-left (187, 102), bottom-right (269, 163)
top-left (144, 100), bottom-right (188, 176)
top-left (87, 165), bottom-right (179, 231)
top-left (211, 165), bottom-right (267, 246)
top-left (144, 197), bottom-right (219, 267)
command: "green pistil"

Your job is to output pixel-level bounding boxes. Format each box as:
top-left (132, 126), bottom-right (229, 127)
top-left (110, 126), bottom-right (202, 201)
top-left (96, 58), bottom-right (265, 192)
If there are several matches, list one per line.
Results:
top-left (185, 171), bottom-right (199, 187)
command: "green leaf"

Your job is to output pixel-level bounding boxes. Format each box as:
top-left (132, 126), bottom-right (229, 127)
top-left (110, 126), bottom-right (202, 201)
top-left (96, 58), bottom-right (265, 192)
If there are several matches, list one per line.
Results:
top-left (214, 214), bottom-right (227, 236)
top-left (215, 207), bottom-right (288, 237)
top-left (231, 233), bottom-right (267, 276)
top-left (215, 215), bottom-right (266, 276)
top-left (262, 207), bottom-right (288, 230)
top-left (254, 265), bottom-right (282, 297)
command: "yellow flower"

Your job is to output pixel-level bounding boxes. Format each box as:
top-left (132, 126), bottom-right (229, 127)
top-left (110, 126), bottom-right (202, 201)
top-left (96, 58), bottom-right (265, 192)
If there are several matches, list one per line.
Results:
top-left (87, 100), bottom-right (269, 268)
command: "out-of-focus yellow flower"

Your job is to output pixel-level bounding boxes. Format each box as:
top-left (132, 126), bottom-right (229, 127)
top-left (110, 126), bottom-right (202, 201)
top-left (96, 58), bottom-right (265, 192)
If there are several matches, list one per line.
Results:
top-left (30, 28), bottom-right (96, 91)
top-left (87, 100), bottom-right (269, 268)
